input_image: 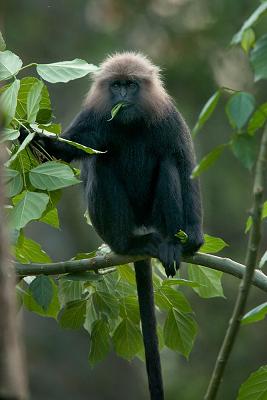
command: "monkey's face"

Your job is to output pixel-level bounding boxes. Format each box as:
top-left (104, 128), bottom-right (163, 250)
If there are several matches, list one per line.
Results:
top-left (108, 78), bottom-right (144, 123)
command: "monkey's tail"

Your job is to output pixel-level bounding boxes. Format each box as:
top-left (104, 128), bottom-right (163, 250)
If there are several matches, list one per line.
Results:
top-left (134, 260), bottom-right (164, 400)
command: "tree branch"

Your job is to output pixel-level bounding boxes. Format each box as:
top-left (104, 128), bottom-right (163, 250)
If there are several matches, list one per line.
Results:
top-left (14, 252), bottom-right (267, 293)
top-left (204, 124), bottom-right (267, 400)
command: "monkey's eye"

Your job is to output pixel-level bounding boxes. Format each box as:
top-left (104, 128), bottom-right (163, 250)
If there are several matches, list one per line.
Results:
top-left (127, 80), bottom-right (138, 89)
top-left (111, 81), bottom-right (120, 89)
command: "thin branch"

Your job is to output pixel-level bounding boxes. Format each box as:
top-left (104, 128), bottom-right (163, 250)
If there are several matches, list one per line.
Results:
top-left (14, 252), bottom-right (267, 293)
top-left (204, 124), bottom-right (267, 400)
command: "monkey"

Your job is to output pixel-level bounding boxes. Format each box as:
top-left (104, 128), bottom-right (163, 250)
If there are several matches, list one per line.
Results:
top-left (27, 52), bottom-right (203, 400)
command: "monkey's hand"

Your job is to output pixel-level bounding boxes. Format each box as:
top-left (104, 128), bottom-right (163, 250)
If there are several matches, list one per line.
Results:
top-left (182, 229), bottom-right (204, 255)
top-left (158, 240), bottom-right (182, 278)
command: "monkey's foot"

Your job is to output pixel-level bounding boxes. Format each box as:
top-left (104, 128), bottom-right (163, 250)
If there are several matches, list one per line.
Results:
top-left (158, 241), bottom-right (182, 277)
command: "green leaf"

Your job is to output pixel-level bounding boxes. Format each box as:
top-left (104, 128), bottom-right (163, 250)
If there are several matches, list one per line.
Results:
top-left (15, 77), bottom-right (51, 123)
top-left (4, 168), bottom-right (23, 197)
top-left (241, 28), bottom-right (256, 53)
top-left (245, 216), bottom-right (253, 233)
top-left (231, 2), bottom-right (267, 44)
top-left (0, 51), bottom-right (22, 80)
top-left (237, 365), bottom-right (267, 400)
top-left (263, 201), bottom-right (267, 219)
top-left (226, 92), bottom-right (255, 129)
top-left (89, 320), bottom-right (111, 366)
top-left (118, 264), bottom-right (136, 285)
top-left (31, 125), bottom-right (100, 154)
top-left (250, 34), bottom-right (267, 81)
top-left (162, 278), bottom-right (201, 288)
top-left (155, 286), bottom-right (192, 312)
top-left (27, 80), bottom-right (44, 123)
top-left (92, 291), bottom-right (119, 320)
top-left (248, 103), bottom-right (267, 135)
top-left (200, 234), bottom-right (228, 254)
top-left (192, 90), bottom-right (221, 137)
top-left (36, 59), bottom-right (98, 83)
top-left (120, 296), bottom-right (140, 324)
top-left (23, 280), bottom-right (59, 319)
top-left (29, 275), bottom-right (53, 311)
top-left (113, 319), bottom-right (143, 360)
top-left (9, 191), bottom-right (49, 230)
top-left (29, 161), bottom-right (80, 190)
top-left (58, 299), bottom-right (86, 329)
top-left (5, 131), bottom-right (35, 167)
top-left (15, 233), bottom-right (51, 264)
top-left (64, 272), bottom-right (102, 282)
top-left (107, 102), bottom-right (127, 121)
top-left (259, 251), bottom-right (267, 269)
top-left (0, 128), bottom-right (20, 144)
top-left (58, 279), bottom-right (83, 305)
top-left (231, 134), bottom-right (257, 169)
top-left (40, 208), bottom-right (60, 229)
top-left (0, 31), bottom-right (6, 51)
top-left (242, 302), bottom-right (267, 325)
top-left (188, 264), bottom-right (224, 298)
top-left (1, 79), bottom-right (20, 124)
top-left (163, 308), bottom-right (197, 358)
top-left (175, 229), bottom-right (188, 244)
top-left (191, 144), bottom-right (227, 178)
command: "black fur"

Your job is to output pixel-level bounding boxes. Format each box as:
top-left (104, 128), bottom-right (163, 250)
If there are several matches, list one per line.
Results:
top-left (38, 101), bottom-right (203, 400)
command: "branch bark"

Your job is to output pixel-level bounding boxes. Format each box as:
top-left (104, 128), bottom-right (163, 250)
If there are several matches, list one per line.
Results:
top-left (204, 125), bottom-right (267, 400)
top-left (0, 117), bottom-right (28, 399)
top-left (14, 252), bottom-right (267, 293)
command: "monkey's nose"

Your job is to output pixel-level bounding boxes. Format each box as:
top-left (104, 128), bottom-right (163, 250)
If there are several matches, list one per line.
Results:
top-left (120, 87), bottom-right (127, 98)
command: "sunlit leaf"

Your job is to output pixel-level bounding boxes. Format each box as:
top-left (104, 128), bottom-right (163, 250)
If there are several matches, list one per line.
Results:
top-left (23, 280), bottom-right (59, 319)
top-left (29, 275), bottom-right (53, 311)
top-left (192, 90), bottom-right (221, 137)
top-left (241, 28), bottom-right (256, 53)
top-left (89, 320), bottom-right (110, 366)
top-left (113, 318), bottom-right (143, 360)
top-left (107, 102), bottom-right (127, 121)
top-left (27, 80), bottom-right (44, 123)
top-left (1, 79), bottom-right (20, 124)
top-left (58, 299), bottom-right (86, 329)
top-left (201, 234), bottom-right (228, 254)
top-left (9, 191), bottom-right (49, 230)
top-left (226, 92), bottom-right (255, 129)
top-left (0, 50), bottom-right (22, 80)
top-left (187, 264), bottom-right (224, 298)
top-left (5, 131), bottom-right (35, 167)
top-left (247, 103), bottom-right (267, 135)
top-left (29, 161), bottom-right (80, 190)
top-left (242, 302), bottom-right (267, 325)
top-left (37, 59), bottom-right (98, 83)
top-left (4, 168), bottom-right (23, 197)
top-left (251, 34), bottom-right (267, 81)
top-left (155, 286), bottom-right (192, 312)
top-left (231, 134), bottom-right (257, 170)
top-left (15, 233), bottom-right (51, 263)
top-left (58, 279), bottom-right (83, 305)
top-left (191, 144), bottom-right (227, 178)
top-left (237, 366), bottom-right (267, 400)
top-left (163, 308), bottom-right (197, 358)
top-left (92, 291), bottom-right (119, 320)
top-left (0, 128), bottom-right (20, 144)
top-left (0, 31), bottom-right (6, 51)
top-left (231, 2), bottom-right (267, 44)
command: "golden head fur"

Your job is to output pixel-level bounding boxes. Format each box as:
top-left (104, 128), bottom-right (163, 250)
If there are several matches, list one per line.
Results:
top-left (84, 52), bottom-right (171, 119)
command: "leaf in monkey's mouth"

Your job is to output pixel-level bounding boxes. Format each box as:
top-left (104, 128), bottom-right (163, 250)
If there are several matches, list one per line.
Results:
top-left (107, 102), bottom-right (127, 121)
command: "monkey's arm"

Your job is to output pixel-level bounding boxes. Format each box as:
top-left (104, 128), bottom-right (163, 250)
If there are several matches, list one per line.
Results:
top-left (36, 109), bottom-right (107, 162)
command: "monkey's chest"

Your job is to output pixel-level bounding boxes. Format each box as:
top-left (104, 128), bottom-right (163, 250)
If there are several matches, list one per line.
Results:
top-left (115, 148), bottom-right (157, 209)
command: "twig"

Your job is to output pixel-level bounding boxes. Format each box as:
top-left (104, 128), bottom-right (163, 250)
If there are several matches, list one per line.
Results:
top-left (204, 124), bottom-right (267, 400)
top-left (14, 252), bottom-right (267, 293)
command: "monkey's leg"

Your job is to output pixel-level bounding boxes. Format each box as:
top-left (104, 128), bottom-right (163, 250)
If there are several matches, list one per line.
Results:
top-left (152, 157), bottom-right (184, 276)
top-left (86, 159), bottom-right (161, 256)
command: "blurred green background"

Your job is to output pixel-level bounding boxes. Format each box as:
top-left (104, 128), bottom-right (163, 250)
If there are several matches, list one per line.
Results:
top-left (1, 0), bottom-right (267, 399)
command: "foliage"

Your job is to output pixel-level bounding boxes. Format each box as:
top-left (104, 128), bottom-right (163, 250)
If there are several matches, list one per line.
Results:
top-left (1, 2), bottom-right (267, 397)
